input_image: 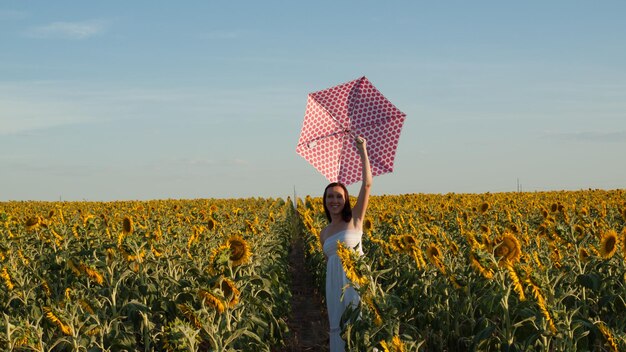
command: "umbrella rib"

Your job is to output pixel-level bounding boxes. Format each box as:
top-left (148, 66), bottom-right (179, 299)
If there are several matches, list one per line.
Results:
top-left (346, 78), bottom-right (362, 136)
top-left (298, 130), bottom-right (347, 148)
top-left (313, 95), bottom-right (347, 132)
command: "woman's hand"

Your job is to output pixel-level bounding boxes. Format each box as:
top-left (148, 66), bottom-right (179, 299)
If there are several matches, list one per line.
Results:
top-left (355, 136), bottom-right (367, 152)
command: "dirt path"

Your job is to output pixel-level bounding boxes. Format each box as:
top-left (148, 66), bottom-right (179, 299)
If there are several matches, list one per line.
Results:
top-left (279, 233), bottom-right (329, 352)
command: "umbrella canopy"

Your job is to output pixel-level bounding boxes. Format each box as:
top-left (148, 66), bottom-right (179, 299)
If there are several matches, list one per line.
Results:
top-left (296, 76), bottom-right (406, 185)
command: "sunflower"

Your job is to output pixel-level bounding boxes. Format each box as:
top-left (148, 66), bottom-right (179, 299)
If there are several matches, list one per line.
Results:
top-left (198, 289), bottom-right (226, 313)
top-left (207, 218), bottom-right (217, 231)
top-left (363, 295), bottom-right (382, 326)
top-left (43, 307), bottom-right (73, 336)
top-left (494, 233), bottom-right (522, 265)
top-left (408, 240), bottom-right (424, 262)
top-left (479, 202), bottom-right (490, 214)
top-left (596, 322), bottom-right (619, 352)
top-left (217, 277), bottom-right (240, 308)
top-left (67, 259), bottom-right (82, 276)
top-left (599, 230), bottom-right (618, 259)
top-left (79, 299), bottom-right (95, 314)
top-left (363, 218), bottom-right (373, 232)
top-left (574, 224), bottom-right (585, 240)
top-left (82, 264), bottom-right (104, 285)
top-left (380, 340), bottom-right (390, 352)
top-left (579, 247), bottom-right (591, 263)
top-left (469, 251), bottom-right (494, 279)
top-left (391, 336), bottom-right (406, 352)
top-left (426, 243), bottom-right (441, 261)
top-left (42, 280), bottom-right (51, 297)
top-left (336, 242), bottom-right (369, 287)
top-left (1, 267), bottom-right (14, 291)
top-left (426, 243), bottom-right (446, 274)
top-left (25, 216), bottom-right (40, 230)
top-left (379, 336), bottom-right (406, 352)
top-left (122, 216), bottom-right (133, 234)
top-left (526, 277), bottom-right (556, 333)
top-left (178, 304), bottom-right (202, 328)
top-left (227, 235), bottom-right (251, 266)
top-left (505, 263), bottom-right (525, 301)
top-left (401, 234), bottom-right (417, 248)
top-left (85, 326), bottom-right (101, 336)
top-left (11, 326), bottom-right (36, 348)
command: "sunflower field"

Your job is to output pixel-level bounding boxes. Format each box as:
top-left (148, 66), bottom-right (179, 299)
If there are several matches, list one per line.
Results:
top-left (0, 198), bottom-right (293, 351)
top-left (297, 189), bottom-right (626, 351)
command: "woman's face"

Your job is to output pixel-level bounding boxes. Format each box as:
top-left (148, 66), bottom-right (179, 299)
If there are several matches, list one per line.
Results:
top-left (325, 185), bottom-right (346, 215)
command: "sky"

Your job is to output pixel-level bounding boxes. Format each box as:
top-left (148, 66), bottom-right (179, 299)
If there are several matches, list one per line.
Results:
top-left (1, 1), bottom-right (625, 201)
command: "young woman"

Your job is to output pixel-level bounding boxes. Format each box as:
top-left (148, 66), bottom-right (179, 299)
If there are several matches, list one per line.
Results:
top-left (319, 136), bottom-right (372, 352)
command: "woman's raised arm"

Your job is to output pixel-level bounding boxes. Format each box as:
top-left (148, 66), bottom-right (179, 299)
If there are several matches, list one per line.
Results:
top-left (351, 136), bottom-right (372, 225)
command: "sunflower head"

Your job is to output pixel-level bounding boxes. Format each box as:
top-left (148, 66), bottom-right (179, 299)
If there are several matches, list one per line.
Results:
top-left (216, 277), bottom-right (240, 308)
top-left (207, 218), bottom-right (217, 231)
top-left (494, 233), bottom-right (522, 265)
top-left (363, 218), bottom-right (373, 232)
top-left (401, 234), bottom-right (417, 248)
top-left (426, 243), bottom-right (441, 261)
top-left (198, 289), bottom-right (226, 313)
top-left (599, 229), bottom-right (618, 259)
top-left (479, 202), bottom-right (490, 214)
top-left (227, 235), bottom-right (251, 266)
top-left (25, 216), bottom-right (40, 230)
top-left (122, 216), bottom-right (133, 234)
top-left (574, 224), bottom-right (586, 240)
top-left (550, 203), bottom-right (558, 213)
top-left (426, 243), bottom-right (447, 273)
top-left (579, 247), bottom-right (591, 263)
top-left (336, 242), bottom-right (369, 287)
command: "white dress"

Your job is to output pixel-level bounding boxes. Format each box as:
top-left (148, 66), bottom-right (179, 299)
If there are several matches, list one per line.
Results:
top-left (323, 229), bottom-right (363, 352)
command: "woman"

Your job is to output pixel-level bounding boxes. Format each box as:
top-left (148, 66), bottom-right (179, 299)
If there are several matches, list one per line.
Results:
top-left (320, 136), bottom-right (372, 351)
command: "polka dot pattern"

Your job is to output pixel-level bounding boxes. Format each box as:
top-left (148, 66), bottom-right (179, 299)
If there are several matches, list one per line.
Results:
top-left (296, 76), bottom-right (406, 185)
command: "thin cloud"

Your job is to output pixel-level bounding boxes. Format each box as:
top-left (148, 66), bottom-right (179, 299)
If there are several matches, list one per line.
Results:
top-left (0, 81), bottom-right (100, 135)
top-left (25, 20), bottom-right (107, 39)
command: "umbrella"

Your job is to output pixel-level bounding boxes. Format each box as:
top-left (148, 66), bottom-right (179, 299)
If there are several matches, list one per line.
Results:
top-left (296, 76), bottom-right (406, 185)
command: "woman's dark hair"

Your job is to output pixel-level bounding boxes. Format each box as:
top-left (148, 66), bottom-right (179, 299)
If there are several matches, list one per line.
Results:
top-left (323, 182), bottom-right (352, 223)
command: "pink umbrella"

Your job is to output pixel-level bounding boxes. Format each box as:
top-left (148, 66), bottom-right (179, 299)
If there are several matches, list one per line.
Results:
top-left (296, 76), bottom-right (406, 185)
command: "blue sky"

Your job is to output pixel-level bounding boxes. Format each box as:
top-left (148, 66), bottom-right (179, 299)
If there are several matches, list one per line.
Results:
top-left (1, 1), bottom-right (625, 201)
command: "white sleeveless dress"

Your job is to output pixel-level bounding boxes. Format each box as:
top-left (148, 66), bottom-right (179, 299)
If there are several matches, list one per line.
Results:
top-left (323, 229), bottom-right (363, 352)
